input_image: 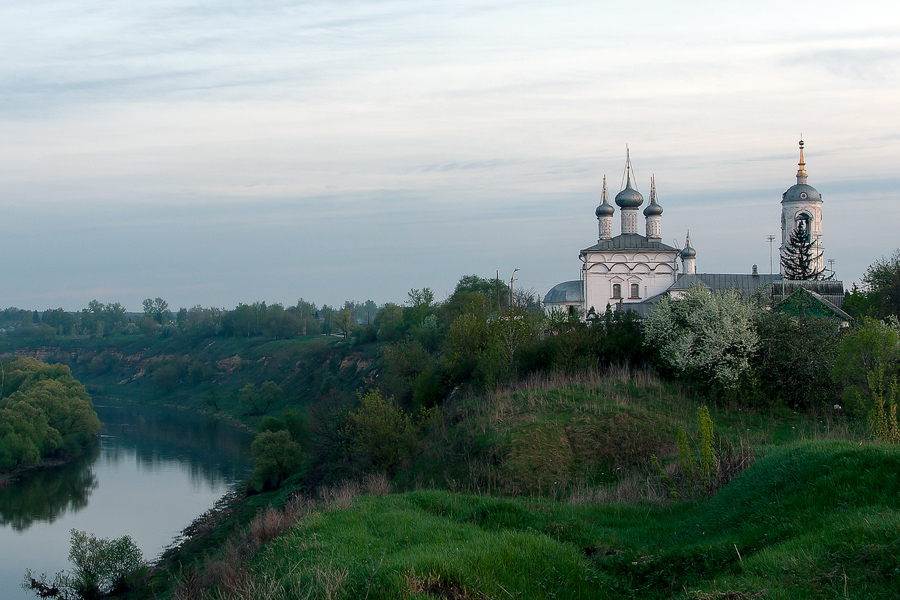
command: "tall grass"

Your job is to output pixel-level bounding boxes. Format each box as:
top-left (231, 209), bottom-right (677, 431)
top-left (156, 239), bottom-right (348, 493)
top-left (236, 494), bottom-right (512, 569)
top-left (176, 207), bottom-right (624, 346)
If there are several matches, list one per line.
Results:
top-left (225, 440), bottom-right (900, 599)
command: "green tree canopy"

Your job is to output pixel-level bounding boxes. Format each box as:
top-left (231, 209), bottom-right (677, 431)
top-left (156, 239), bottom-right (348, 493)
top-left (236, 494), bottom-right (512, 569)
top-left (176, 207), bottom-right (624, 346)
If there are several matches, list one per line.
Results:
top-left (862, 249), bottom-right (900, 319)
top-left (0, 358), bottom-right (101, 469)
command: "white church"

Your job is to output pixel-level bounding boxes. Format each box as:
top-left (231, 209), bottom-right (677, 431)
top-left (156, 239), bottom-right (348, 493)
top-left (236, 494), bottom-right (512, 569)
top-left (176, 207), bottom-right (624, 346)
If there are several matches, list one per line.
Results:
top-left (543, 141), bottom-right (846, 318)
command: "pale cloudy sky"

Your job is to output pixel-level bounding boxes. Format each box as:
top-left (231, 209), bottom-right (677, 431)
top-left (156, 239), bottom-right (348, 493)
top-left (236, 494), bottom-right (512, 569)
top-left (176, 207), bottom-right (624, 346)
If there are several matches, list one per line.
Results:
top-left (1, 0), bottom-right (898, 312)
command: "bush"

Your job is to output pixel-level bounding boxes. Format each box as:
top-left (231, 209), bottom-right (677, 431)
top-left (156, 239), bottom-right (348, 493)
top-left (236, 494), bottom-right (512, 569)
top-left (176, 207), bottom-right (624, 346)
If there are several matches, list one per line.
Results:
top-left (643, 285), bottom-right (759, 392)
top-left (344, 389), bottom-right (425, 476)
top-left (250, 430), bottom-right (303, 491)
top-left (25, 529), bottom-right (145, 599)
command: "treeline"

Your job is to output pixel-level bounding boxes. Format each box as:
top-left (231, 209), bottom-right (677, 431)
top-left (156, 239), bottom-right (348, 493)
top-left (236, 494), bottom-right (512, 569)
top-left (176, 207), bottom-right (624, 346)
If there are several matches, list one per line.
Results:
top-left (0, 358), bottom-right (101, 471)
top-left (0, 298), bottom-right (381, 340)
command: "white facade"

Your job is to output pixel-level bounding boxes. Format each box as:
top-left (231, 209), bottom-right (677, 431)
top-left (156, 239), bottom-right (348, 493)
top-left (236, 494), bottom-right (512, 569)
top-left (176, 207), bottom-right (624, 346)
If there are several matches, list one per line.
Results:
top-left (581, 243), bottom-right (679, 314)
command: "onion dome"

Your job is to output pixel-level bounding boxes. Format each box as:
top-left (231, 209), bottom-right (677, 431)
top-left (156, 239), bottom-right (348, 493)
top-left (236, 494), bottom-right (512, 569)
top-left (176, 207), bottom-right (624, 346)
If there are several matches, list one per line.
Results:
top-left (782, 139), bottom-right (822, 203)
top-left (681, 231), bottom-right (696, 259)
top-left (615, 149), bottom-right (644, 208)
top-left (643, 175), bottom-right (663, 216)
top-left (595, 175), bottom-right (615, 217)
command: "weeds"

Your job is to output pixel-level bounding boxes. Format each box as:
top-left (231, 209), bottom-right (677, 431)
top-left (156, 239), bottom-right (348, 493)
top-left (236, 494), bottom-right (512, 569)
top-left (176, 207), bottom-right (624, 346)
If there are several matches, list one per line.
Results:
top-left (653, 407), bottom-right (753, 499)
top-left (865, 371), bottom-right (900, 443)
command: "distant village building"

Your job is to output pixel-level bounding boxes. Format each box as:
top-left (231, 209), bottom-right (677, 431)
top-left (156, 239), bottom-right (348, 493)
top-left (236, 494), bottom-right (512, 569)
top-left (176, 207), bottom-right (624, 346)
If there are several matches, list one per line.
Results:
top-left (543, 141), bottom-right (844, 317)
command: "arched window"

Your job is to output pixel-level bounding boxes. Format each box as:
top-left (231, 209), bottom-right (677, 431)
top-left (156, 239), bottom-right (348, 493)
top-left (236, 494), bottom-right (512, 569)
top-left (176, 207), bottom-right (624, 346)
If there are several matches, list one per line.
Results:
top-left (630, 283), bottom-right (640, 299)
top-left (612, 284), bottom-right (622, 299)
top-left (796, 213), bottom-right (811, 242)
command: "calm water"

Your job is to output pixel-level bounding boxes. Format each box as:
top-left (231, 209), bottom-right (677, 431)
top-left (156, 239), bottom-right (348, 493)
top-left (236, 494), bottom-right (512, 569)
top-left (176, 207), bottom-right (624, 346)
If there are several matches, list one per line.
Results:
top-left (0, 401), bottom-right (254, 600)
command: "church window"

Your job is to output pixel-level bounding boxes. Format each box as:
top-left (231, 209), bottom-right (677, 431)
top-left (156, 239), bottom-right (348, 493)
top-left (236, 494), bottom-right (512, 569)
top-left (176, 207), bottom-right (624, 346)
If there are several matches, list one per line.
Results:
top-left (796, 213), bottom-right (811, 242)
top-left (612, 284), bottom-right (621, 299)
top-left (630, 283), bottom-right (640, 299)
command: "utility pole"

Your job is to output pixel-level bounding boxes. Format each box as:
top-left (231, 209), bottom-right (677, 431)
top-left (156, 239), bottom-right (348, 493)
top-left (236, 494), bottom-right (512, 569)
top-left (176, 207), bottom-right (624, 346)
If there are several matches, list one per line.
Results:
top-left (509, 268), bottom-right (519, 309)
top-left (767, 235), bottom-right (776, 276)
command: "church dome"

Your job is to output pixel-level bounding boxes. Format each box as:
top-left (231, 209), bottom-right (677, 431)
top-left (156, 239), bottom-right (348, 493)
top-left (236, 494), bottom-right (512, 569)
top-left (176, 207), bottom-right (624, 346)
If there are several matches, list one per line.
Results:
top-left (681, 245), bottom-right (696, 259)
top-left (643, 189), bottom-right (663, 216)
top-left (783, 140), bottom-right (822, 203)
top-left (595, 200), bottom-right (614, 217)
top-left (782, 183), bottom-right (822, 203)
top-left (615, 179), bottom-right (643, 208)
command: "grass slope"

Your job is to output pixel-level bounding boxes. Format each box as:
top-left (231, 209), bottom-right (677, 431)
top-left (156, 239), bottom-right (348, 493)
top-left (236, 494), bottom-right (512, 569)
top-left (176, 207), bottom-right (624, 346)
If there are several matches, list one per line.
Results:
top-left (244, 440), bottom-right (899, 599)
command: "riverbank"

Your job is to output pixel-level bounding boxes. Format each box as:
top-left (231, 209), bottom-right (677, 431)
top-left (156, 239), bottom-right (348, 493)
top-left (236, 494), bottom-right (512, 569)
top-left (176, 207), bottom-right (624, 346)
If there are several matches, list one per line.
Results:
top-left (0, 454), bottom-right (83, 488)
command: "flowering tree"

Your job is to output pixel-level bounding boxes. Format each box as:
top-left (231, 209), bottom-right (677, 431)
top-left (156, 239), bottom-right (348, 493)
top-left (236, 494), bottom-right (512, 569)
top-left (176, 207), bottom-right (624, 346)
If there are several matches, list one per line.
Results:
top-left (643, 285), bottom-right (759, 389)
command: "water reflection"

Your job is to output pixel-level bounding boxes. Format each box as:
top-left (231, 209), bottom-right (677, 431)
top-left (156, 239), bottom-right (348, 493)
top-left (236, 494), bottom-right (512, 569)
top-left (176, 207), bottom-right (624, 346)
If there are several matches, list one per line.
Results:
top-left (96, 403), bottom-right (254, 486)
top-left (0, 445), bottom-right (99, 531)
top-left (0, 402), bottom-right (254, 532)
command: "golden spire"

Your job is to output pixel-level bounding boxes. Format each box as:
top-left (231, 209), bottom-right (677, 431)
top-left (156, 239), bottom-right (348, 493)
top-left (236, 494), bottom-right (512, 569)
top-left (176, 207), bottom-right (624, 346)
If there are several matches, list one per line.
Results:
top-left (602, 175), bottom-right (608, 203)
top-left (796, 138), bottom-right (808, 184)
top-left (650, 174), bottom-right (657, 202)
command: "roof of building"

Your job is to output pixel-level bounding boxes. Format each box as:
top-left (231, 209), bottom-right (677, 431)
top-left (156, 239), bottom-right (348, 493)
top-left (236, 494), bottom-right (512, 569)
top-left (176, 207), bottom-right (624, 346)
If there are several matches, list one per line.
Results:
top-left (543, 280), bottom-right (583, 304)
top-left (774, 287), bottom-right (852, 321)
top-left (771, 279), bottom-right (845, 308)
top-left (669, 273), bottom-right (781, 298)
top-left (581, 233), bottom-right (679, 253)
top-left (782, 182), bottom-right (822, 203)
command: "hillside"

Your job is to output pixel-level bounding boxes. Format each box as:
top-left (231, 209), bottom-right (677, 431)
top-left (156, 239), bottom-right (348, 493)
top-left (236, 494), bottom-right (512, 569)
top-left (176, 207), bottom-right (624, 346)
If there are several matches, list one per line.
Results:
top-left (229, 439), bottom-right (900, 599)
top-left (3, 334), bottom-right (377, 427)
top-left (153, 372), bottom-right (897, 600)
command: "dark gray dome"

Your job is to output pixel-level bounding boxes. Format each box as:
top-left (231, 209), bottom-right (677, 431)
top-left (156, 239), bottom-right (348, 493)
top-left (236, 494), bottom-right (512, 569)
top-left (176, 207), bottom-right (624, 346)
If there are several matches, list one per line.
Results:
top-left (643, 197), bottom-right (663, 216)
top-left (595, 200), bottom-right (614, 217)
top-left (680, 245), bottom-right (696, 259)
top-left (782, 183), bottom-right (822, 203)
top-left (615, 179), bottom-right (643, 208)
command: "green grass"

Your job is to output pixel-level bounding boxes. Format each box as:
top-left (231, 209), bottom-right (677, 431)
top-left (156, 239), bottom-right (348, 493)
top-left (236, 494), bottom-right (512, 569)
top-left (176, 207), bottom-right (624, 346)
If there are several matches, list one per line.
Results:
top-left (241, 440), bottom-right (900, 599)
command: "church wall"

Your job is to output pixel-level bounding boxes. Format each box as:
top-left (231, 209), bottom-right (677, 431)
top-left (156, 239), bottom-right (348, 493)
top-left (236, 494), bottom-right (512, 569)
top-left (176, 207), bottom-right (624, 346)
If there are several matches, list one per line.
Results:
top-left (583, 250), bottom-right (677, 314)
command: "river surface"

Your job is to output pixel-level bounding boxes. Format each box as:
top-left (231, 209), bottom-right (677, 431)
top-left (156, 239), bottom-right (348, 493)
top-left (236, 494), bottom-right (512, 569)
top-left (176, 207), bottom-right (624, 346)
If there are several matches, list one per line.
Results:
top-left (0, 401), bottom-right (255, 600)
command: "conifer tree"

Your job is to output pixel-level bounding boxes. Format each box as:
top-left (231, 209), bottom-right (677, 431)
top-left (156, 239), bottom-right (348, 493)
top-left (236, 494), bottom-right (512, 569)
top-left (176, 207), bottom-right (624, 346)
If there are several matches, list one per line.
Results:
top-left (781, 221), bottom-right (825, 280)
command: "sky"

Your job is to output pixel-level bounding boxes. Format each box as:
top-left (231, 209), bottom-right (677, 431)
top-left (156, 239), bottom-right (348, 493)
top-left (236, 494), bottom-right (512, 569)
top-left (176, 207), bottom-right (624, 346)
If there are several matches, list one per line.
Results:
top-left (1, 0), bottom-right (899, 313)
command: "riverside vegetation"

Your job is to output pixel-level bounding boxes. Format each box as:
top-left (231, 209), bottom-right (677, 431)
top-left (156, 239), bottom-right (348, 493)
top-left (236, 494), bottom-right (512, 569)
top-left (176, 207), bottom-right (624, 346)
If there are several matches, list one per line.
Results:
top-left (4, 253), bottom-right (900, 599)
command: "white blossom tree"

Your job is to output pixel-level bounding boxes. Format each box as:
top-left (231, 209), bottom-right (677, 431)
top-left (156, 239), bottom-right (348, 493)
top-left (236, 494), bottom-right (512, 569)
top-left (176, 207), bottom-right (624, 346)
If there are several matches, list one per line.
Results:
top-left (643, 285), bottom-right (760, 389)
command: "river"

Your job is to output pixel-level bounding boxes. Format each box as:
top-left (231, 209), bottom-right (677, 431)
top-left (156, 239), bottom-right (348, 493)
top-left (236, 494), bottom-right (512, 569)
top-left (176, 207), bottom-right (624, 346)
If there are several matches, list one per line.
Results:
top-left (0, 401), bottom-right (255, 600)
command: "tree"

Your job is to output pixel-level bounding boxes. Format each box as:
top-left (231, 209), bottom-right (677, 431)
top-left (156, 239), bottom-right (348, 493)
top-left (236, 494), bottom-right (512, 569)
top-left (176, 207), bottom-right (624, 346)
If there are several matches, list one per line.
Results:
top-left (141, 298), bottom-right (170, 324)
top-left (238, 381), bottom-right (282, 415)
top-left (250, 430), bottom-right (303, 491)
top-left (832, 317), bottom-right (900, 409)
top-left (343, 389), bottom-right (421, 476)
top-left (454, 274), bottom-right (509, 313)
top-left (781, 221), bottom-right (825, 280)
top-left (25, 529), bottom-right (144, 599)
top-left (333, 305), bottom-right (355, 339)
top-left (643, 285), bottom-right (759, 390)
top-left (752, 311), bottom-right (840, 408)
top-left (861, 249), bottom-right (900, 319)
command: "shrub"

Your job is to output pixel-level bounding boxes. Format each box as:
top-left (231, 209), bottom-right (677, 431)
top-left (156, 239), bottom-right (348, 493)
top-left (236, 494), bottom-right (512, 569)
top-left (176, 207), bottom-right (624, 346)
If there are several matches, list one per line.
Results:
top-left (643, 285), bottom-right (759, 391)
top-left (344, 389), bottom-right (425, 476)
top-left (25, 529), bottom-right (145, 599)
top-left (250, 430), bottom-right (303, 491)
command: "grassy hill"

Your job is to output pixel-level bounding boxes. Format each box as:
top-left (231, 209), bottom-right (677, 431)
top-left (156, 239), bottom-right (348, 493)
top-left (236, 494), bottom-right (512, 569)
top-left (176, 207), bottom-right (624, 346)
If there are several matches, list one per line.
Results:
top-left (158, 372), bottom-right (895, 600)
top-left (231, 438), bottom-right (899, 599)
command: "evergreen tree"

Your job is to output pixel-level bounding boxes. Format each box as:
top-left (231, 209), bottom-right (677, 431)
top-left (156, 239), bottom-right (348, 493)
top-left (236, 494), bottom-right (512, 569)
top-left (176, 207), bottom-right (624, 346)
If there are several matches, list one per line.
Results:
top-left (781, 221), bottom-right (825, 280)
